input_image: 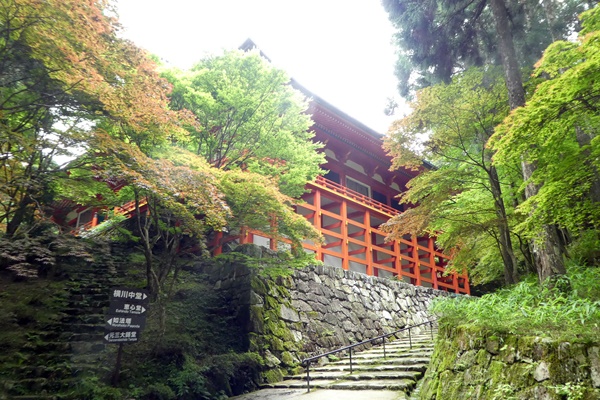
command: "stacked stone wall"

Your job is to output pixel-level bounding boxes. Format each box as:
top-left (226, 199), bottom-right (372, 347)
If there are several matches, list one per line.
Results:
top-left (202, 244), bottom-right (450, 382)
top-left (289, 264), bottom-right (447, 354)
top-left (419, 325), bottom-right (600, 399)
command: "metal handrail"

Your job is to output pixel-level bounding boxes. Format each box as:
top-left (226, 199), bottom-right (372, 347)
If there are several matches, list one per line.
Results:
top-left (301, 319), bottom-right (437, 392)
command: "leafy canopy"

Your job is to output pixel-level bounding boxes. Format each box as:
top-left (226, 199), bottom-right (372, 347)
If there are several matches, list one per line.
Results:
top-left (382, 0), bottom-right (593, 97)
top-left (0, 0), bottom-right (188, 237)
top-left (382, 68), bottom-right (523, 285)
top-left (491, 5), bottom-right (600, 234)
top-left (162, 50), bottom-right (325, 197)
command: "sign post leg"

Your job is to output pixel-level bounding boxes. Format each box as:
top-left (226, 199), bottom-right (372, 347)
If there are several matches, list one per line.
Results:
top-left (111, 343), bottom-right (124, 386)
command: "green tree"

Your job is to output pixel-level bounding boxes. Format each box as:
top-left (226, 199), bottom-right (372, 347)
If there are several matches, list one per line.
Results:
top-left (382, 0), bottom-right (593, 97)
top-left (382, 0), bottom-right (593, 284)
top-left (162, 50), bottom-right (325, 197)
top-left (0, 0), bottom-right (186, 237)
top-left (383, 68), bottom-right (525, 285)
top-left (85, 134), bottom-right (229, 300)
top-left (492, 6), bottom-right (600, 271)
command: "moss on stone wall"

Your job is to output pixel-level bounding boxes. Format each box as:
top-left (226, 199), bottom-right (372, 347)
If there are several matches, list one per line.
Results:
top-left (420, 324), bottom-right (600, 400)
top-left (248, 271), bottom-right (304, 383)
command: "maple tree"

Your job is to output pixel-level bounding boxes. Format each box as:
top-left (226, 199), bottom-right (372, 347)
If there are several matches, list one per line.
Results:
top-left (382, 68), bottom-right (526, 285)
top-left (492, 5), bottom-right (600, 276)
top-left (0, 0), bottom-right (188, 237)
top-left (381, 0), bottom-right (599, 285)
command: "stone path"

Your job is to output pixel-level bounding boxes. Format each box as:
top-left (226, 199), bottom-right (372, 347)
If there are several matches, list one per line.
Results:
top-left (232, 330), bottom-right (436, 400)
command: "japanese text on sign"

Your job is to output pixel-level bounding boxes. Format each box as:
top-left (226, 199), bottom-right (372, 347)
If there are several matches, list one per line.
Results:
top-left (112, 289), bottom-right (148, 301)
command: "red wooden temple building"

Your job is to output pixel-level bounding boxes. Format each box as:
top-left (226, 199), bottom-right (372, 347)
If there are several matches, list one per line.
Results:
top-left (60, 46), bottom-right (470, 295)
top-left (213, 79), bottom-right (470, 295)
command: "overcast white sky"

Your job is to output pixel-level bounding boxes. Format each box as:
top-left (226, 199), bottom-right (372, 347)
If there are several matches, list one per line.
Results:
top-left (115, 0), bottom-right (405, 133)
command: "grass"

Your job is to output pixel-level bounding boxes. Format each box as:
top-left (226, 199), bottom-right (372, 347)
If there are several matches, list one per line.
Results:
top-left (432, 265), bottom-right (600, 342)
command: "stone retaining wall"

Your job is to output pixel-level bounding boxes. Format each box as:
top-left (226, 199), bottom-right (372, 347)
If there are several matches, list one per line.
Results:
top-left (202, 244), bottom-right (450, 382)
top-left (419, 325), bottom-right (600, 399)
top-left (290, 264), bottom-right (446, 353)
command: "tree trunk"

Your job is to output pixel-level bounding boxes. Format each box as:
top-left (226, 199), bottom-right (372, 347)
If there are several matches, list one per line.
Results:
top-left (575, 126), bottom-right (600, 205)
top-left (489, 0), bottom-right (566, 285)
top-left (488, 166), bottom-right (519, 284)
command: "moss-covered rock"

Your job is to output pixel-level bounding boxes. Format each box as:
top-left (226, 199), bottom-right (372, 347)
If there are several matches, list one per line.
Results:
top-left (420, 324), bottom-right (600, 400)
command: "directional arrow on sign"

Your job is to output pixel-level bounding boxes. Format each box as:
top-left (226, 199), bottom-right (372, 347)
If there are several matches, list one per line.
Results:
top-left (103, 331), bottom-right (140, 344)
top-left (109, 300), bottom-right (147, 315)
top-left (106, 315), bottom-right (146, 330)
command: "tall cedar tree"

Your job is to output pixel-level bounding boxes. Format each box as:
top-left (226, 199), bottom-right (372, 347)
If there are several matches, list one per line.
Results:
top-left (492, 6), bottom-right (600, 258)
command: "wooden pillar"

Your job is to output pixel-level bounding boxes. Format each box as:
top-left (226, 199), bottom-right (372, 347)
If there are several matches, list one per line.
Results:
top-left (429, 237), bottom-right (438, 290)
top-left (314, 190), bottom-right (323, 262)
top-left (393, 239), bottom-right (401, 281)
top-left (240, 227), bottom-right (250, 245)
top-left (412, 235), bottom-right (421, 287)
top-left (365, 210), bottom-right (373, 276)
top-left (462, 271), bottom-right (471, 295)
top-left (91, 210), bottom-right (98, 228)
top-left (341, 199), bottom-right (349, 271)
top-left (213, 231), bottom-right (224, 256)
top-left (453, 270), bottom-right (460, 293)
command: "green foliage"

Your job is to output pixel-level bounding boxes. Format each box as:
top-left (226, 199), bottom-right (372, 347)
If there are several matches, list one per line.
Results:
top-left (492, 5), bottom-right (600, 236)
top-left (432, 266), bottom-right (600, 341)
top-left (382, 67), bottom-right (523, 284)
top-left (0, 0), bottom-right (187, 237)
top-left (568, 229), bottom-right (600, 267)
top-left (71, 376), bottom-right (124, 400)
top-left (162, 50), bottom-right (325, 197)
top-left (214, 248), bottom-right (320, 279)
top-left (216, 169), bottom-right (321, 250)
top-left (382, 0), bottom-right (590, 97)
top-left (168, 361), bottom-right (216, 400)
top-left (492, 383), bottom-right (518, 400)
top-left (548, 381), bottom-right (586, 400)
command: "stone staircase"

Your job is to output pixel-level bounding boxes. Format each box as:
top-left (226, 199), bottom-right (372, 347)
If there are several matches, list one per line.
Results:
top-left (263, 330), bottom-right (436, 397)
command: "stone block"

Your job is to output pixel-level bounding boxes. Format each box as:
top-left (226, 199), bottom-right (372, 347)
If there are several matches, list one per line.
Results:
top-left (589, 346), bottom-right (600, 388)
top-left (280, 304), bottom-right (300, 323)
top-left (533, 361), bottom-right (550, 382)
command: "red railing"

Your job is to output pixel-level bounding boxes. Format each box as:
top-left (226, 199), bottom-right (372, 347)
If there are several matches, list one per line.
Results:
top-left (212, 175), bottom-right (470, 294)
top-left (311, 176), bottom-right (400, 217)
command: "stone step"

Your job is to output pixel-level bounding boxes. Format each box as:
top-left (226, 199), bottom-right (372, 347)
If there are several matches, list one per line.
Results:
top-left (267, 378), bottom-right (416, 391)
top-left (309, 363), bottom-right (428, 373)
top-left (319, 357), bottom-right (432, 367)
top-left (363, 349), bottom-right (433, 357)
top-left (286, 369), bottom-right (422, 381)
top-left (270, 330), bottom-right (437, 396)
top-left (382, 343), bottom-right (434, 349)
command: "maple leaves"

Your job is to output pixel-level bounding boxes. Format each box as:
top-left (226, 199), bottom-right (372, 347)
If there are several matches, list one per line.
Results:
top-left (492, 5), bottom-right (600, 234)
top-left (0, 0), bottom-right (191, 236)
top-left (0, 0), bottom-right (322, 292)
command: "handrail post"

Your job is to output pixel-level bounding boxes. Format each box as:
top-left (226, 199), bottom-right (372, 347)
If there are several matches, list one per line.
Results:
top-left (430, 321), bottom-right (434, 340)
top-left (409, 328), bottom-right (412, 349)
top-left (349, 347), bottom-right (353, 374)
top-left (306, 361), bottom-right (311, 392)
top-left (383, 335), bottom-right (386, 358)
